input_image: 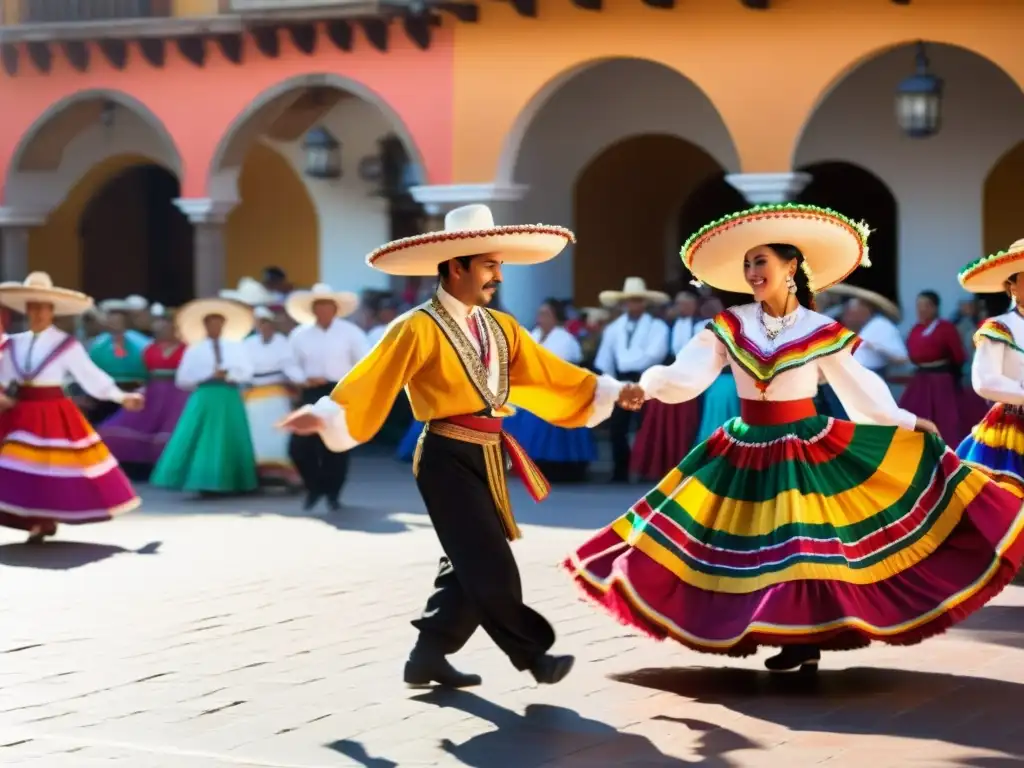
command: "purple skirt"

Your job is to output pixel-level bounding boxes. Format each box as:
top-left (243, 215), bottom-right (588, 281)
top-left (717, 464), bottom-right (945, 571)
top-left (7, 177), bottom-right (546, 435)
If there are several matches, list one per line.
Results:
top-left (98, 377), bottom-right (189, 465)
top-left (898, 371), bottom-right (972, 447)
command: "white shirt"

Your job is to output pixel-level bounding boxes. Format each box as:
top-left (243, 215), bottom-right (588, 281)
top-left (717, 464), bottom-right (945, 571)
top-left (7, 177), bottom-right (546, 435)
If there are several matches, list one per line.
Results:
top-left (594, 313), bottom-right (670, 376)
top-left (310, 286), bottom-right (623, 452)
top-left (243, 332), bottom-right (304, 386)
top-left (176, 338), bottom-right (253, 390)
top-left (671, 316), bottom-right (697, 356)
top-left (289, 318), bottom-right (369, 383)
top-left (0, 326), bottom-right (126, 403)
top-left (853, 315), bottom-right (908, 371)
top-left (531, 325), bottom-right (583, 364)
top-left (640, 303), bottom-right (917, 431)
top-left (972, 311), bottom-right (1024, 404)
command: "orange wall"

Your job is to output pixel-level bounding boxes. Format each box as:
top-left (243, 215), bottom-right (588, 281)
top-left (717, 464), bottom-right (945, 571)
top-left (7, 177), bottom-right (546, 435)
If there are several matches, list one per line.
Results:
top-left (452, 0), bottom-right (1024, 181)
top-left (984, 141), bottom-right (1024, 257)
top-left (28, 153), bottom-right (153, 288)
top-left (0, 22), bottom-right (454, 201)
top-left (226, 141), bottom-right (319, 287)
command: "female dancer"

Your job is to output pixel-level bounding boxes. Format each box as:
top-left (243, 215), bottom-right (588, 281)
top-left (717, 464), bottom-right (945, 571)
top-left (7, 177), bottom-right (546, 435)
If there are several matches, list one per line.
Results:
top-left (899, 290), bottom-right (970, 446)
top-left (566, 205), bottom-right (1024, 673)
top-left (956, 239), bottom-right (1024, 497)
top-left (0, 273), bottom-right (144, 542)
top-left (503, 298), bottom-right (597, 482)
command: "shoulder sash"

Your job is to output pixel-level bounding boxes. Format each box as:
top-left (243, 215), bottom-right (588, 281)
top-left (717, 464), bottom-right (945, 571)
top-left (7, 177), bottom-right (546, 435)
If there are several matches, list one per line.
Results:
top-left (974, 319), bottom-right (1024, 353)
top-left (10, 333), bottom-right (78, 383)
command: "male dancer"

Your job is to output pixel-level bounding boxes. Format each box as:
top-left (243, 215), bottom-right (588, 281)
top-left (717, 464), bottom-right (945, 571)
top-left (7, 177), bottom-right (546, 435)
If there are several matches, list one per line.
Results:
top-left (281, 204), bottom-right (640, 687)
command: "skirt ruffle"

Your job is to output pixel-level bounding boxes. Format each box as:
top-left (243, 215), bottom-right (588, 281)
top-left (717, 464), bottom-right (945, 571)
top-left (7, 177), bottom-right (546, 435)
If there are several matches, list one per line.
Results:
top-left (629, 399), bottom-right (701, 481)
top-left (566, 414), bottom-right (1024, 656)
top-left (956, 403), bottom-right (1024, 497)
top-left (150, 382), bottom-right (258, 494)
top-left (0, 396), bottom-right (139, 528)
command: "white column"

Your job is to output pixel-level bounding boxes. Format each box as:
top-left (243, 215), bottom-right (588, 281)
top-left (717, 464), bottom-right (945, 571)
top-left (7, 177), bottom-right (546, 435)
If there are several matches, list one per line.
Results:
top-left (173, 198), bottom-right (237, 298)
top-left (725, 172), bottom-right (813, 205)
top-left (0, 208), bottom-right (47, 283)
top-left (408, 183), bottom-right (537, 318)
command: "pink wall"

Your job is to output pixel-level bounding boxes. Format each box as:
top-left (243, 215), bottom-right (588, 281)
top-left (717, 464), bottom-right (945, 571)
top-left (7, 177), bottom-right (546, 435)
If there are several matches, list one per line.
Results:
top-left (0, 23), bottom-right (454, 202)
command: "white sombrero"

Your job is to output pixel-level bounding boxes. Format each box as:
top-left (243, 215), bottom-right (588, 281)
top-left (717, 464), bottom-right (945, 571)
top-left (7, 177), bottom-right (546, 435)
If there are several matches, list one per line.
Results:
top-left (99, 294), bottom-right (149, 314)
top-left (0, 272), bottom-right (94, 316)
top-left (959, 239), bottom-right (1024, 293)
top-left (823, 283), bottom-right (901, 323)
top-left (581, 307), bottom-right (611, 324)
top-left (175, 297), bottom-right (254, 345)
top-left (366, 204), bottom-right (575, 277)
top-left (220, 276), bottom-right (275, 306)
top-left (598, 277), bottom-right (670, 308)
top-left (682, 204), bottom-right (872, 294)
top-left (285, 283), bottom-right (358, 325)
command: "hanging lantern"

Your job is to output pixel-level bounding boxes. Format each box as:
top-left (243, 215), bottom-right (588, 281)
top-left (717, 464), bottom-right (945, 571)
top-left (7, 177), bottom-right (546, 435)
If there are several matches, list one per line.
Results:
top-left (303, 127), bottom-right (341, 179)
top-left (895, 41), bottom-right (943, 139)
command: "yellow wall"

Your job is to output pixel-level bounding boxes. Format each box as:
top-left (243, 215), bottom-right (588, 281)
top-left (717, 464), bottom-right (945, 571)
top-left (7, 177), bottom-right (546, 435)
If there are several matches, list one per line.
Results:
top-left (984, 141), bottom-right (1024, 256)
top-left (225, 141), bottom-right (319, 287)
top-left (1, 0), bottom-right (18, 24)
top-left (172, 0), bottom-right (219, 17)
top-left (28, 153), bottom-right (153, 289)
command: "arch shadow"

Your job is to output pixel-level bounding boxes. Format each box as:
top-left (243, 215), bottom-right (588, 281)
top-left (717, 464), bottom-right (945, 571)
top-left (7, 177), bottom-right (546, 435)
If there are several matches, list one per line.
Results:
top-left (7, 89), bottom-right (183, 187)
top-left (498, 56), bottom-right (740, 186)
top-left (797, 161), bottom-right (899, 302)
top-left (207, 72), bottom-right (426, 185)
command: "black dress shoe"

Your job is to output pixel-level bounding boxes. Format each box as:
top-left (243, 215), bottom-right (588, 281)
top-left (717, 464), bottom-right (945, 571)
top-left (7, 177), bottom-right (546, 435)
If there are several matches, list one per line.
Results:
top-left (764, 645), bottom-right (820, 674)
top-left (326, 497), bottom-right (342, 512)
top-left (529, 654), bottom-right (575, 685)
top-left (302, 491), bottom-right (322, 511)
top-left (404, 653), bottom-right (482, 688)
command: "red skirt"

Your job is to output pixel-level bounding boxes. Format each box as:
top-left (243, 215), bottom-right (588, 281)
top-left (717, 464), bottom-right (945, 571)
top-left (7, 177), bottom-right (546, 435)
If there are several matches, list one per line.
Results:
top-left (629, 398), bottom-right (701, 481)
top-left (0, 387), bottom-right (139, 529)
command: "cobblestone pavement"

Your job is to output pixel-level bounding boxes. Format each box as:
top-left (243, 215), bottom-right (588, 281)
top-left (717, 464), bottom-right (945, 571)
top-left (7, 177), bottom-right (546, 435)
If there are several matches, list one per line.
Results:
top-left (1, 456), bottom-right (1023, 767)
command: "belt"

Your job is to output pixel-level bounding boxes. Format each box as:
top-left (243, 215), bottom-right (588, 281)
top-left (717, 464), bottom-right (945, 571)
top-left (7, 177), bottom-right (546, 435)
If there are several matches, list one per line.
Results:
top-left (13, 385), bottom-right (66, 401)
top-left (741, 398), bottom-right (818, 426)
top-left (417, 414), bottom-right (551, 541)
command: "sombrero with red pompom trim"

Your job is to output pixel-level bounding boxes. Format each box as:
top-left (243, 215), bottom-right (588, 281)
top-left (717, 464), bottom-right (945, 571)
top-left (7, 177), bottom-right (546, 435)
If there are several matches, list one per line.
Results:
top-left (959, 240), bottom-right (1024, 293)
top-left (366, 204), bottom-right (575, 277)
top-left (681, 204), bottom-right (873, 294)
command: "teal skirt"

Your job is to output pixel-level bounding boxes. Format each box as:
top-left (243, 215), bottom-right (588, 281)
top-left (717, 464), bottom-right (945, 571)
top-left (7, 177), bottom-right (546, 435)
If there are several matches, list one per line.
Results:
top-left (695, 372), bottom-right (741, 444)
top-left (150, 381), bottom-right (258, 493)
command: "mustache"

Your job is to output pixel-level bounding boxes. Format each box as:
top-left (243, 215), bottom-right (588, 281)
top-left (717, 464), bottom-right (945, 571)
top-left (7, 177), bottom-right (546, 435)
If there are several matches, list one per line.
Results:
top-left (483, 281), bottom-right (501, 289)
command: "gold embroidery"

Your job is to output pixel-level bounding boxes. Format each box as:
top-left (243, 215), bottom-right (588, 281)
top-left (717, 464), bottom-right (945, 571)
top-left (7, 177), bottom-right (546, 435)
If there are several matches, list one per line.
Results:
top-left (421, 297), bottom-right (510, 412)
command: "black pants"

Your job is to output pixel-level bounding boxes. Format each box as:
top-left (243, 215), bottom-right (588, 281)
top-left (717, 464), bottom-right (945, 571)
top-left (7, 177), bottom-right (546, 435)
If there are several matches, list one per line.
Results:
top-left (411, 431), bottom-right (555, 670)
top-left (288, 384), bottom-right (349, 502)
top-left (609, 371), bottom-right (642, 481)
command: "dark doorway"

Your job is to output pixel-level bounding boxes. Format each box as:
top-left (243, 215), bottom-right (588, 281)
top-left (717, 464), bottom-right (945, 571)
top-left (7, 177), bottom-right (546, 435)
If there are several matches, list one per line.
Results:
top-left (676, 173), bottom-right (751, 307)
top-left (796, 162), bottom-right (899, 303)
top-left (79, 164), bottom-right (194, 306)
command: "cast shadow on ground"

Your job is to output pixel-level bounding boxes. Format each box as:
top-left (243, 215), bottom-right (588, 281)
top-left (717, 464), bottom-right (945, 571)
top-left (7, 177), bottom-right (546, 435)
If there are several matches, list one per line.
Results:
top-left (0, 539), bottom-right (161, 570)
top-left (612, 665), bottom-right (1024, 759)
top-left (329, 688), bottom-right (760, 767)
top-left (950, 604), bottom-right (1024, 650)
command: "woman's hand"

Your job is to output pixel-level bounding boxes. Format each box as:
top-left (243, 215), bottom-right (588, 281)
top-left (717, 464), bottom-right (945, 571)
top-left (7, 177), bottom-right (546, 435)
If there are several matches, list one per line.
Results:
top-left (617, 383), bottom-right (646, 411)
top-left (122, 393), bottom-right (145, 412)
top-left (277, 406), bottom-right (325, 435)
top-left (915, 417), bottom-right (939, 436)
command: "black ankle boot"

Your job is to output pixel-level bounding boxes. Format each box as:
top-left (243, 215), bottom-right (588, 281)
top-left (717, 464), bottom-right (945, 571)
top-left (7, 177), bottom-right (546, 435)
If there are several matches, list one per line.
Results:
top-left (764, 645), bottom-right (821, 673)
top-left (403, 646), bottom-right (482, 688)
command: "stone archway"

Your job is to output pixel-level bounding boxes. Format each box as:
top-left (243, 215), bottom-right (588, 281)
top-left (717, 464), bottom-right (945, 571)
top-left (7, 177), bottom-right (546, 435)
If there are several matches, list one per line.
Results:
top-left (207, 75), bottom-right (427, 294)
top-left (500, 57), bottom-right (739, 321)
top-left (794, 42), bottom-right (1024, 322)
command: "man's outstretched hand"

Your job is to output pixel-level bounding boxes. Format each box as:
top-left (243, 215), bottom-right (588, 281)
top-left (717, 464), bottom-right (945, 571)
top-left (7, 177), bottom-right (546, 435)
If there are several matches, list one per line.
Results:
top-left (617, 383), bottom-right (646, 411)
top-left (277, 406), bottom-right (325, 435)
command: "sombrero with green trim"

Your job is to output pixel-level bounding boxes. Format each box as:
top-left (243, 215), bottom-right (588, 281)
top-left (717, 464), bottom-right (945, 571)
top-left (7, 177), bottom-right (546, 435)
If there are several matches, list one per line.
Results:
top-left (681, 204), bottom-right (872, 294)
top-left (959, 239), bottom-right (1024, 293)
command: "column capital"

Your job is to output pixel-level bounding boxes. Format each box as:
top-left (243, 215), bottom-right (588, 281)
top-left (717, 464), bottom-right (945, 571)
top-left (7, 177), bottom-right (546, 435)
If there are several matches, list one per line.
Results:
top-left (173, 197), bottom-right (237, 224)
top-left (0, 206), bottom-right (49, 227)
top-left (408, 183), bottom-right (529, 216)
top-left (725, 172), bottom-right (812, 205)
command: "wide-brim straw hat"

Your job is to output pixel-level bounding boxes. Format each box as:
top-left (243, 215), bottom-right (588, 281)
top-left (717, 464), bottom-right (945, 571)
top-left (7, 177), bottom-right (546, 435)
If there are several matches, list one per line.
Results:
top-left (176, 297), bottom-right (254, 345)
top-left (581, 306), bottom-right (611, 324)
top-left (220, 276), bottom-right (276, 306)
top-left (823, 283), bottom-right (901, 323)
top-left (598, 277), bottom-right (670, 308)
top-left (682, 204), bottom-right (872, 294)
top-left (366, 204), bottom-right (575, 277)
top-left (285, 283), bottom-right (358, 325)
top-left (0, 271), bottom-right (94, 316)
top-left (959, 239), bottom-right (1024, 293)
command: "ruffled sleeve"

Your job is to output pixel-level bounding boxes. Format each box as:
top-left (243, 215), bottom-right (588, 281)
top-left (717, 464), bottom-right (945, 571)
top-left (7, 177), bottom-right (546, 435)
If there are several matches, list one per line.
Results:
top-left (638, 328), bottom-right (727, 404)
top-left (818, 348), bottom-right (917, 430)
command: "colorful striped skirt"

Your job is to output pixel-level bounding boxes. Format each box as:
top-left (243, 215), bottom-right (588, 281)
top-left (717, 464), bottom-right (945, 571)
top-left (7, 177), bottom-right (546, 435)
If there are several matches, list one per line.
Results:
top-left (243, 382), bottom-right (300, 485)
top-left (0, 386), bottom-right (139, 530)
top-left (956, 403), bottom-right (1024, 498)
top-left (566, 397), bottom-right (1024, 656)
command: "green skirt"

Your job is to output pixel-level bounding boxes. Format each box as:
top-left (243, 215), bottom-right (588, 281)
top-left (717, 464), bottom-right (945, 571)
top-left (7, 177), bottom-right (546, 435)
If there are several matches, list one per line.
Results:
top-left (150, 381), bottom-right (258, 493)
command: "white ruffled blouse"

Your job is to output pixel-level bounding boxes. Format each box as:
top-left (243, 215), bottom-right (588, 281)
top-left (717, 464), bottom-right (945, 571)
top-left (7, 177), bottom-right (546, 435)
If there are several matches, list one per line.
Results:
top-left (640, 303), bottom-right (917, 431)
top-left (970, 311), bottom-right (1024, 405)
